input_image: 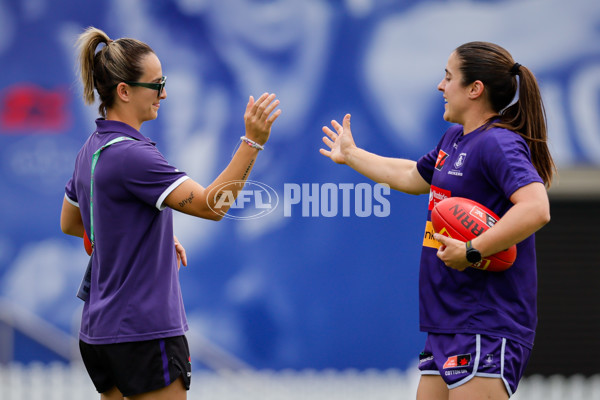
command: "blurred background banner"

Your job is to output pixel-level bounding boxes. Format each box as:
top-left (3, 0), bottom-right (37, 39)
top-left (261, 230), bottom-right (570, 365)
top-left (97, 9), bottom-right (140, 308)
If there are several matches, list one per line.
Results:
top-left (0, 0), bottom-right (599, 373)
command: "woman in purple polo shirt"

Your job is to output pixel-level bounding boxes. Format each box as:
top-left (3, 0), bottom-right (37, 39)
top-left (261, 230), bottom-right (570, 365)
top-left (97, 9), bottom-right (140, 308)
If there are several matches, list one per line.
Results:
top-left (320, 42), bottom-right (555, 399)
top-left (60, 27), bottom-right (280, 400)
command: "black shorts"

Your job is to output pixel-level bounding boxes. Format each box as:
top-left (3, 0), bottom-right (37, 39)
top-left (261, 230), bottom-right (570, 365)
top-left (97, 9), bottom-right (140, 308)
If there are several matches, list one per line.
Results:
top-left (79, 335), bottom-right (191, 397)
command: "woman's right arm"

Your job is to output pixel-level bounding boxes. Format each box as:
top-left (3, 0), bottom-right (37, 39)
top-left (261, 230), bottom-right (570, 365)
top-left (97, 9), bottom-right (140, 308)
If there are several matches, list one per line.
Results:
top-left (163, 143), bottom-right (263, 220)
top-left (320, 114), bottom-right (430, 195)
top-left (164, 92), bottom-right (281, 220)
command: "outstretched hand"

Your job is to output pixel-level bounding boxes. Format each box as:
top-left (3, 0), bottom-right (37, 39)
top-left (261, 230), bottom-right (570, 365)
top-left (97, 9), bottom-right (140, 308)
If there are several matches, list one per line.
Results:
top-left (320, 114), bottom-right (356, 164)
top-left (244, 93), bottom-right (282, 146)
top-left (433, 233), bottom-right (470, 271)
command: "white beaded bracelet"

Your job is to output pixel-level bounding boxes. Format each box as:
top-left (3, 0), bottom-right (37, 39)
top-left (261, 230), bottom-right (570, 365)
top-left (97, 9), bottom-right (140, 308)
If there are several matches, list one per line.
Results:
top-left (240, 136), bottom-right (264, 151)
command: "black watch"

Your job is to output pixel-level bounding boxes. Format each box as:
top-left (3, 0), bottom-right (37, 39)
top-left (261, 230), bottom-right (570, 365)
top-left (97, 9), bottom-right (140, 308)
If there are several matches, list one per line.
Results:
top-left (465, 241), bottom-right (482, 264)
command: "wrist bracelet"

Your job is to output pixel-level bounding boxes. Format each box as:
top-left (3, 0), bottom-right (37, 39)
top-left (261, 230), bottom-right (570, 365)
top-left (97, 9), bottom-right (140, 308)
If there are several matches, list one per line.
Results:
top-left (240, 136), bottom-right (264, 151)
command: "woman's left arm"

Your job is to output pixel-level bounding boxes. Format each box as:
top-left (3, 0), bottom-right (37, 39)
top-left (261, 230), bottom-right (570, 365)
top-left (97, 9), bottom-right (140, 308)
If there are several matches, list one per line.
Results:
top-left (435, 182), bottom-right (550, 270)
top-left (472, 181), bottom-right (550, 254)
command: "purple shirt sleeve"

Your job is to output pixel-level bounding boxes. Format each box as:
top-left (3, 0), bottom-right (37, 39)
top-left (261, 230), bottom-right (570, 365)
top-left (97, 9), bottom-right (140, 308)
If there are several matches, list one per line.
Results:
top-left (416, 145), bottom-right (440, 184)
top-left (117, 142), bottom-right (188, 210)
top-left (417, 125), bottom-right (461, 184)
top-left (65, 177), bottom-right (78, 206)
top-left (482, 131), bottom-right (543, 199)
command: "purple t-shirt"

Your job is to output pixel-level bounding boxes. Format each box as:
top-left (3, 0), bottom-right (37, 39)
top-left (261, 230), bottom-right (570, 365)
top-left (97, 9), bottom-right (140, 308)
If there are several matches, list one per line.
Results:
top-left (416, 123), bottom-right (543, 348)
top-left (65, 119), bottom-right (189, 344)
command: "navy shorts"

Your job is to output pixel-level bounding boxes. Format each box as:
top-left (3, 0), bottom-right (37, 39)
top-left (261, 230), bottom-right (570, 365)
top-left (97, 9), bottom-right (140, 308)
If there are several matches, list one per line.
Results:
top-left (418, 333), bottom-right (531, 397)
top-left (79, 335), bottom-right (191, 397)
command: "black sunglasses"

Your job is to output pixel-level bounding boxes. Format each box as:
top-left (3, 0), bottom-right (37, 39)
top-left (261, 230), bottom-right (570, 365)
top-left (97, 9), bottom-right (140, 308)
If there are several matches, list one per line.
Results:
top-left (114, 76), bottom-right (167, 97)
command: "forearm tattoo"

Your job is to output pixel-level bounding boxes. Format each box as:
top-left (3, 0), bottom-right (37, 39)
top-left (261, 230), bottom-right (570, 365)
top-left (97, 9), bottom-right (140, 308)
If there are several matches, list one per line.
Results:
top-left (241, 159), bottom-right (254, 181)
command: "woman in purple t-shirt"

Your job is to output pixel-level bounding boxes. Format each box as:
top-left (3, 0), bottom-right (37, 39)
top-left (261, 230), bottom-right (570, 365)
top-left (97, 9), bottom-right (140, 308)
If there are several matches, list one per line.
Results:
top-left (60, 27), bottom-right (280, 400)
top-left (321, 42), bottom-right (555, 399)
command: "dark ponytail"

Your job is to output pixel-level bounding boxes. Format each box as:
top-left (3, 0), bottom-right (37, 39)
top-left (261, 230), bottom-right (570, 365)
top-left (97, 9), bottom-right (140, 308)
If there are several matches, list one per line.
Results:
top-left (455, 41), bottom-right (556, 187)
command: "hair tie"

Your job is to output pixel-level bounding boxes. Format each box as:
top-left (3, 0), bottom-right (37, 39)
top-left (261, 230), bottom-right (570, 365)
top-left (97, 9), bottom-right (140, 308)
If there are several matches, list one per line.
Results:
top-left (510, 63), bottom-right (521, 76)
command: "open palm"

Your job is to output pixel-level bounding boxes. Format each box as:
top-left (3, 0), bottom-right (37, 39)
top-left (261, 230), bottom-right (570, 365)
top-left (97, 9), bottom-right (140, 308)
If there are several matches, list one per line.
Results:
top-left (319, 114), bottom-right (356, 164)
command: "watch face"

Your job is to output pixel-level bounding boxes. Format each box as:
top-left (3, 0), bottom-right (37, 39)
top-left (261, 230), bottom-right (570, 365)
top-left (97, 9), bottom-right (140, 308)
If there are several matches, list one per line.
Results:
top-left (467, 249), bottom-right (482, 263)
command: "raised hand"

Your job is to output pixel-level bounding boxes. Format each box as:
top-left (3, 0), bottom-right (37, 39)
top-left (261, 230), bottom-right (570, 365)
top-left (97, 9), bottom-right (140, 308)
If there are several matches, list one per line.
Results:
top-left (244, 93), bottom-right (282, 145)
top-left (320, 114), bottom-right (356, 165)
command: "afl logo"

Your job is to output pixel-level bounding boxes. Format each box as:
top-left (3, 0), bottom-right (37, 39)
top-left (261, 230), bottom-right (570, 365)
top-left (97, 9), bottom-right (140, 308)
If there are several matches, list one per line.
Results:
top-left (454, 152), bottom-right (467, 169)
top-left (208, 180), bottom-right (279, 220)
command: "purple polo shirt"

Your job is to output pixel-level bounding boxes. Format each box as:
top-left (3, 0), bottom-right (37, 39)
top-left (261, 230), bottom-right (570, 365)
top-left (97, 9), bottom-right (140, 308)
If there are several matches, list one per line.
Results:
top-left (416, 123), bottom-right (543, 348)
top-left (65, 119), bottom-right (189, 344)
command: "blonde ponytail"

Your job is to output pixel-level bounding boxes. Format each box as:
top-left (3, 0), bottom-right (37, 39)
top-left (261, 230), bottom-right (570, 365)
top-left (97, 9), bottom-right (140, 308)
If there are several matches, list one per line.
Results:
top-left (76, 27), bottom-right (112, 106)
top-left (74, 26), bottom-right (154, 117)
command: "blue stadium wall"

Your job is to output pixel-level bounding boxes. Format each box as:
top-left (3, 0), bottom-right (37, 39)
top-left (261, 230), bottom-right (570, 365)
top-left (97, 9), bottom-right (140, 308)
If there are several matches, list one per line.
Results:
top-left (0, 0), bottom-right (599, 371)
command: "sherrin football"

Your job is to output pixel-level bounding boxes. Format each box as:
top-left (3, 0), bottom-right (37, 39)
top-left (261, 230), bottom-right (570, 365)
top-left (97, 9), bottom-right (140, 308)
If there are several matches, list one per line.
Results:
top-left (83, 230), bottom-right (93, 256)
top-left (431, 197), bottom-right (516, 272)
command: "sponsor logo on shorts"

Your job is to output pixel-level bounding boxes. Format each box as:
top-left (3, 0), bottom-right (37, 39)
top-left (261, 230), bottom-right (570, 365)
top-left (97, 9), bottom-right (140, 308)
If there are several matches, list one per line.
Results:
top-left (445, 369), bottom-right (468, 376)
top-left (435, 150), bottom-right (449, 171)
top-left (443, 354), bottom-right (471, 369)
top-left (482, 353), bottom-right (496, 368)
top-left (419, 352), bottom-right (434, 364)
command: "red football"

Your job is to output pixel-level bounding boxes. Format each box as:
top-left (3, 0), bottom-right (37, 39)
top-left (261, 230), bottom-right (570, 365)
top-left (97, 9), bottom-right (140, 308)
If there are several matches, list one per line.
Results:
top-left (431, 197), bottom-right (516, 272)
top-left (83, 230), bottom-right (93, 256)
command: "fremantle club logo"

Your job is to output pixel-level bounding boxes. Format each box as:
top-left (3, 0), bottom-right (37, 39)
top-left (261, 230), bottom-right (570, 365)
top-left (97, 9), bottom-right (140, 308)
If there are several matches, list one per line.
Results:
top-left (454, 152), bottom-right (467, 169)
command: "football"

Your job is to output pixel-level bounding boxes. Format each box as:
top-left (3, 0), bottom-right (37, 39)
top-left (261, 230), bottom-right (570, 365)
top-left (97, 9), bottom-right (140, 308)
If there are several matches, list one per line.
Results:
top-left (83, 230), bottom-right (93, 256)
top-left (431, 197), bottom-right (516, 271)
